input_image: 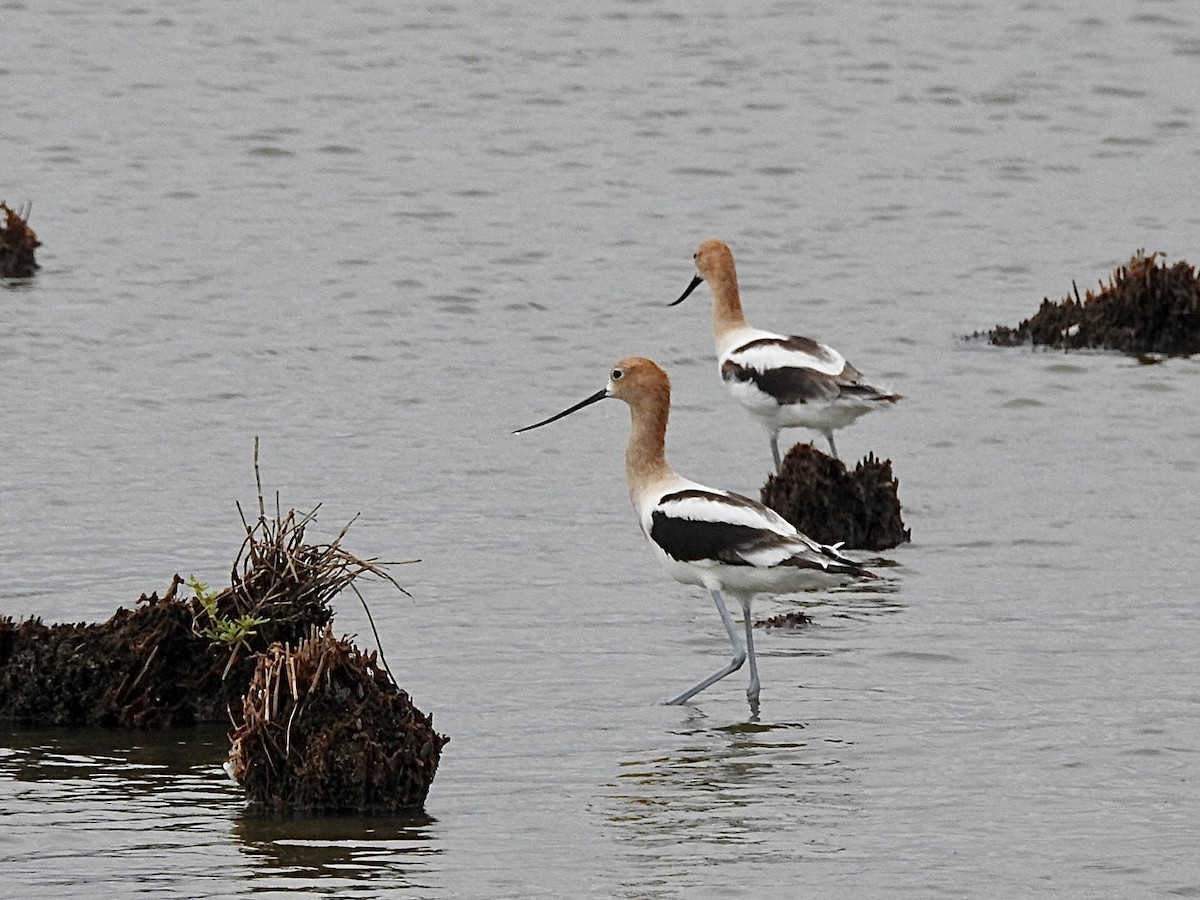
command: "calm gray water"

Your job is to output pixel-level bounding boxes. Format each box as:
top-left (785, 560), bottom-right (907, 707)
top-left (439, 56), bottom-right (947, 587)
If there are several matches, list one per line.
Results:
top-left (3, 0), bottom-right (1200, 896)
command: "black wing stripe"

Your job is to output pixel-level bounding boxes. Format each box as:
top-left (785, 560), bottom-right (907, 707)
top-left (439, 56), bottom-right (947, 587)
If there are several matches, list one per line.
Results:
top-left (780, 552), bottom-right (868, 577)
top-left (649, 512), bottom-right (788, 565)
top-left (722, 360), bottom-right (839, 404)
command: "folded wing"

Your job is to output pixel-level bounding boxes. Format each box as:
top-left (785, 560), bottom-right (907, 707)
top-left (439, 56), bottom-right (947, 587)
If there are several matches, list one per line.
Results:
top-left (648, 488), bottom-right (865, 576)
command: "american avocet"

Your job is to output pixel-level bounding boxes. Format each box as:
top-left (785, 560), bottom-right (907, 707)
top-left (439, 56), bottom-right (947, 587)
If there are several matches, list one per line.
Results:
top-left (673, 239), bottom-right (900, 470)
top-left (515, 356), bottom-right (875, 706)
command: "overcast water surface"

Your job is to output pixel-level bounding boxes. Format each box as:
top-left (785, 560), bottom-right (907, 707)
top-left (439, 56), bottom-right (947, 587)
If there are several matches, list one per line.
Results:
top-left (3, 1), bottom-right (1200, 897)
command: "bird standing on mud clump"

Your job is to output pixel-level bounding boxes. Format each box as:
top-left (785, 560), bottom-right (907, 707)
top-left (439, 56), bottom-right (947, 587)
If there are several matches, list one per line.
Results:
top-left (673, 239), bottom-right (900, 470)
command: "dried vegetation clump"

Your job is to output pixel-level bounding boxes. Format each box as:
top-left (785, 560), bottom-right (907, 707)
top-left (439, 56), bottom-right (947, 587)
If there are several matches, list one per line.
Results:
top-left (983, 251), bottom-right (1200, 356)
top-left (0, 444), bottom-right (446, 812)
top-left (228, 626), bottom-right (448, 814)
top-left (0, 577), bottom-right (229, 727)
top-left (0, 456), bottom-right (411, 728)
top-left (761, 444), bottom-right (910, 551)
top-left (0, 201), bottom-right (40, 278)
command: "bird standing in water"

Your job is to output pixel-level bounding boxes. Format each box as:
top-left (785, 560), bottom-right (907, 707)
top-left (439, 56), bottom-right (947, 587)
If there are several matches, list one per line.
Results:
top-left (515, 356), bottom-right (875, 706)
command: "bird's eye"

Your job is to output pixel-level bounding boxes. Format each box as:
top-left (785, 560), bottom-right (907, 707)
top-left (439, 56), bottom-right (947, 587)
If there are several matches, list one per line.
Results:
top-left (611, 368), bottom-right (623, 380)
top-left (692, 252), bottom-right (698, 260)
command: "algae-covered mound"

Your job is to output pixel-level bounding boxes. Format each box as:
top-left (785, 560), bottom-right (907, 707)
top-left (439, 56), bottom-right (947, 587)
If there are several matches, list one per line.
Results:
top-left (983, 251), bottom-right (1200, 356)
top-left (0, 201), bottom-right (40, 278)
top-left (761, 443), bottom-right (910, 551)
top-left (228, 626), bottom-right (448, 814)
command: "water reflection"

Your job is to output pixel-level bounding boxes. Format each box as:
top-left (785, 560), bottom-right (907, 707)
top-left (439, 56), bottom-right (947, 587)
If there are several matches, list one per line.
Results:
top-left (0, 725), bottom-right (443, 896)
top-left (232, 812), bottom-right (439, 892)
top-left (602, 713), bottom-right (859, 893)
top-left (764, 577), bottom-right (907, 632)
top-left (1, 723), bottom-right (232, 786)
top-left (0, 726), bottom-right (243, 898)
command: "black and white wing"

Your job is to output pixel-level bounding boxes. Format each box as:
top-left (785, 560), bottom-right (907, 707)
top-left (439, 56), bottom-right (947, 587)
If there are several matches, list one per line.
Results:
top-left (722, 333), bottom-right (894, 404)
top-left (647, 487), bottom-right (866, 576)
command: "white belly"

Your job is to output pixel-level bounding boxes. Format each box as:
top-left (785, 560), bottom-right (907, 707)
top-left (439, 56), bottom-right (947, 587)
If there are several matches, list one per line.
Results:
top-left (724, 376), bottom-right (875, 433)
top-left (656, 550), bottom-right (854, 597)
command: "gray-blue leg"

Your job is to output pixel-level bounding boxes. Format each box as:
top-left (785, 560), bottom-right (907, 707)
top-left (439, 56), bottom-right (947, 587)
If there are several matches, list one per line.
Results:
top-left (770, 432), bottom-right (782, 473)
top-left (663, 589), bottom-right (745, 705)
top-left (825, 430), bottom-right (839, 459)
top-left (741, 597), bottom-right (760, 703)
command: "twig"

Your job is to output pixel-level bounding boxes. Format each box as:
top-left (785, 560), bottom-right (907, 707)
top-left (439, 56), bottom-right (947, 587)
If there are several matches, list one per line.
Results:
top-left (127, 644), bottom-right (160, 694)
top-left (351, 582), bottom-right (395, 684)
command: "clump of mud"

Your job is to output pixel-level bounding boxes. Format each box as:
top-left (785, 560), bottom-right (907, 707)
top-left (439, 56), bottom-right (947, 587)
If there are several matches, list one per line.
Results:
top-left (981, 251), bottom-right (1200, 356)
top-left (0, 201), bottom-right (40, 278)
top-left (0, 575), bottom-right (332, 727)
top-left (0, 452), bottom-right (411, 728)
top-left (0, 444), bottom-right (444, 813)
top-left (755, 611), bottom-right (814, 629)
top-left (761, 443), bottom-right (910, 551)
top-left (228, 626), bottom-right (447, 814)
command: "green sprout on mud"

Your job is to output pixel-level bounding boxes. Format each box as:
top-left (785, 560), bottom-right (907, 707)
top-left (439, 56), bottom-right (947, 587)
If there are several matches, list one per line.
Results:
top-left (188, 574), bottom-right (269, 651)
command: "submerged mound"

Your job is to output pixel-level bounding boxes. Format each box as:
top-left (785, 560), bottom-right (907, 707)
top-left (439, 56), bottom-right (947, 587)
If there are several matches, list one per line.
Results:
top-left (228, 626), bottom-right (448, 814)
top-left (982, 251), bottom-right (1200, 355)
top-left (755, 610), bottom-right (814, 629)
top-left (0, 443), bottom-right (444, 813)
top-left (0, 201), bottom-right (40, 278)
top-left (761, 443), bottom-right (910, 551)
top-left (0, 454), bottom-right (410, 727)
top-left (0, 575), bottom-right (333, 727)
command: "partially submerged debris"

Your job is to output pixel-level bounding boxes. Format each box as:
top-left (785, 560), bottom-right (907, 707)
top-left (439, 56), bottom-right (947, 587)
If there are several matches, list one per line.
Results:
top-left (0, 201), bottom-right (40, 278)
top-left (981, 251), bottom-right (1200, 355)
top-left (228, 626), bottom-right (447, 814)
top-left (0, 574), bottom-right (333, 727)
top-left (761, 443), bottom-right (910, 551)
top-left (0, 577), bottom-right (246, 727)
top-left (0, 449), bottom-right (413, 727)
top-left (0, 443), bottom-right (442, 813)
top-left (756, 610), bottom-right (814, 629)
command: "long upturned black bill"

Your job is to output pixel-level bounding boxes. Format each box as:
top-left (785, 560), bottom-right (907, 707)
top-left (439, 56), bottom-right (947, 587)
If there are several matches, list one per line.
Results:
top-left (669, 274), bottom-right (704, 306)
top-left (513, 388), bottom-right (608, 434)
